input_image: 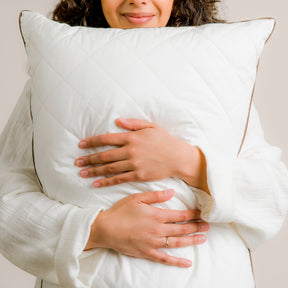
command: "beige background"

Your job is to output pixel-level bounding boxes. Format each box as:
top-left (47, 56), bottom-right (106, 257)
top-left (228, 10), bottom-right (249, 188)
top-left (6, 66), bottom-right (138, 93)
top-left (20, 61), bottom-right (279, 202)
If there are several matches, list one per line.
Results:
top-left (0, 0), bottom-right (287, 287)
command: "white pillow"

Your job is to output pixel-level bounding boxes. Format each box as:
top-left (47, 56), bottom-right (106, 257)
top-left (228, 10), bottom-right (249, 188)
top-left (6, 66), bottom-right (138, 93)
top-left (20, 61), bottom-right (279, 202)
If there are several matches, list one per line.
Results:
top-left (20, 10), bottom-right (274, 208)
top-left (19, 11), bottom-right (274, 288)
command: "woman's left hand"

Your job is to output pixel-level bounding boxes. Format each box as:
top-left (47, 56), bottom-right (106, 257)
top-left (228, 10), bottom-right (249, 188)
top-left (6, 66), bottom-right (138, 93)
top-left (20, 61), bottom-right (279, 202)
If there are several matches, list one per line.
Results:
top-left (75, 118), bottom-right (209, 193)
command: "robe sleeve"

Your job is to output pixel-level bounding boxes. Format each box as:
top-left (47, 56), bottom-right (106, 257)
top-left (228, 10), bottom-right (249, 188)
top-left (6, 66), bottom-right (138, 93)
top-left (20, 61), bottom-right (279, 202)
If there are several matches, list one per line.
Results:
top-left (193, 102), bottom-right (288, 251)
top-left (0, 80), bottom-right (102, 287)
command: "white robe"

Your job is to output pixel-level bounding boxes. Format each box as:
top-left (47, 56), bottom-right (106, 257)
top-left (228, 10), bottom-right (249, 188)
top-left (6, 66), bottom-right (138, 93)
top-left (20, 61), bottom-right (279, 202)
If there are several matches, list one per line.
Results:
top-left (0, 80), bottom-right (288, 287)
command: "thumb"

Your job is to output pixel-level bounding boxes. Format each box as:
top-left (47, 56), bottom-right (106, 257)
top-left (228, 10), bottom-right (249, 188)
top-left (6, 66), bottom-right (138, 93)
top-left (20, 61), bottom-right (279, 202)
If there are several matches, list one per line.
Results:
top-left (115, 118), bottom-right (155, 131)
top-left (138, 189), bottom-right (175, 205)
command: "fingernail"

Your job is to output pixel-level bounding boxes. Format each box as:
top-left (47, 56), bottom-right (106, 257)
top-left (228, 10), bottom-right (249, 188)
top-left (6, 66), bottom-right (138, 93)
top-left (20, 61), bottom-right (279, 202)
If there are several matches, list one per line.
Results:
top-left (80, 170), bottom-right (88, 177)
top-left (93, 182), bottom-right (101, 188)
top-left (198, 235), bottom-right (207, 243)
top-left (79, 140), bottom-right (87, 148)
top-left (76, 159), bottom-right (85, 167)
top-left (118, 118), bottom-right (129, 125)
top-left (164, 189), bottom-right (174, 196)
top-left (183, 260), bottom-right (192, 267)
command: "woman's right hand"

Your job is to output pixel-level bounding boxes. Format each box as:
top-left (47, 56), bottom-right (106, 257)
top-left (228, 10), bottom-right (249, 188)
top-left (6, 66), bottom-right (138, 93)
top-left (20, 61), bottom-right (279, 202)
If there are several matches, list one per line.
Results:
top-left (84, 189), bottom-right (209, 268)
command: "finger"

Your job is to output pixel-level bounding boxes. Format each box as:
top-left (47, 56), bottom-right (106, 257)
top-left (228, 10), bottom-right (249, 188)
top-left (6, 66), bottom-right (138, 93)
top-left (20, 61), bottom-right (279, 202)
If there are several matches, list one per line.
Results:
top-left (160, 234), bottom-right (207, 249)
top-left (76, 147), bottom-right (127, 167)
top-left (163, 222), bottom-right (209, 237)
top-left (158, 209), bottom-right (202, 223)
top-left (116, 118), bottom-right (156, 131)
top-left (93, 171), bottom-right (136, 188)
top-left (147, 249), bottom-right (192, 268)
top-left (80, 161), bottom-right (132, 178)
top-left (136, 189), bottom-right (175, 204)
top-left (79, 133), bottom-right (129, 149)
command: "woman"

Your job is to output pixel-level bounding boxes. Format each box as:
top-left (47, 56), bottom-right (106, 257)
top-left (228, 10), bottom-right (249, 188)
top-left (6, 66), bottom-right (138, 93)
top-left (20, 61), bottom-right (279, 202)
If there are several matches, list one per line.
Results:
top-left (0, 0), bottom-right (287, 287)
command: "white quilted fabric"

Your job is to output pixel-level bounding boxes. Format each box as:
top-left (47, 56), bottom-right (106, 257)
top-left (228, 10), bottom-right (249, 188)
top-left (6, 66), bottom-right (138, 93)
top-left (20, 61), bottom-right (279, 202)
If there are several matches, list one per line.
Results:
top-left (20, 11), bottom-right (274, 288)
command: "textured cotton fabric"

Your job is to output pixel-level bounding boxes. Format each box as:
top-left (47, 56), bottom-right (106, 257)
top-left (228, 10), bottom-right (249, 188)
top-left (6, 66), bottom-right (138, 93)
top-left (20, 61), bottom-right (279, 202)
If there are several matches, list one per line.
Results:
top-left (1, 11), bottom-right (288, 288)
top-left (0, 80), bottom-right (288, 288)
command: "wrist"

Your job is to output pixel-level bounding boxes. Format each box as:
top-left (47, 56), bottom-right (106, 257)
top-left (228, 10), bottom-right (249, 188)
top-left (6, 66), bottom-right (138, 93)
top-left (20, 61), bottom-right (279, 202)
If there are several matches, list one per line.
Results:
top-left (175, 145), bottom-right (210, 195)
top-left (84, 210), bottom-right (107, 250)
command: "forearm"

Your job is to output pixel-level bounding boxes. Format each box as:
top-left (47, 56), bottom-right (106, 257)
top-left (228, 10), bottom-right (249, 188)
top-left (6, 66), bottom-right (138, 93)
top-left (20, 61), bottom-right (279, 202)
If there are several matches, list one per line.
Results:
top-left (0, 81), bottom-right (100, 286)
top-left (230, 152), bottom-right (288, 250)
top-left (0, 168), bottom-right (100, 285)
top-left (192, 103), bottom-right (288, 250)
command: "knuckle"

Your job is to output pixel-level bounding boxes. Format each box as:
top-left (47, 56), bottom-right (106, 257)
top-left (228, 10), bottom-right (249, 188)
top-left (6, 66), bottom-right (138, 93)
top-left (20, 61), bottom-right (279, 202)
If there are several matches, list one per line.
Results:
top-left (90, 154), bottom-right (98, 164)
top-left (90, 168), bottom-right (98, 177)
top-left (98, 135), bottom-right (106, 145)
top-left (131, 194), bottom-right (143, 204)
top-left (90, 137), bottom-right (97, 147)
top-left (130, 192), bottom-right (142, 201)
top-left (126, 133), bottom-right (136, 143)
top-left (115, 177), bottom-right (124, 185)
top-left (178, 211), bottom-right (189, 222)
top-left (98, 152), bottom-right (107, 162)
top-left (190, 223), bottom-right (199, 233)
top-left (105, 165), bottom-right (114, 174)
top-left (174, 238), bottom-right (182, 248)
top-left (159, 256), bottom-right (169, 264)
top-left (145, 249), bottom-right (156, 259)
top-left (153, 191), bottom-right (164, 202)
top-left (153, 211), bottom-right (165, 223)
top-left (135, 170), bottom-right (146, 181)
top-left (180, 225), bottom-right (190, 235)
top-left (127, 147), bottom-right (137, 158)
top-left (130, 193), bottom-right (139, 200)
top-left (131, 159), bottom-right (140, 169)
top-left (148, 238), bottom-right (159, 248)
top-left (149, 227), bottom-right (161, 236)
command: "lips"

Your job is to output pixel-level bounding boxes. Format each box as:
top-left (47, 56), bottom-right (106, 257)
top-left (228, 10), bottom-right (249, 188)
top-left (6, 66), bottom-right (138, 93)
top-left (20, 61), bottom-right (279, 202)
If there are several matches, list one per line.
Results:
top-left (122, 12), bottom-right (155, 25)
top-left (123, 13), bottom-right (155, 17)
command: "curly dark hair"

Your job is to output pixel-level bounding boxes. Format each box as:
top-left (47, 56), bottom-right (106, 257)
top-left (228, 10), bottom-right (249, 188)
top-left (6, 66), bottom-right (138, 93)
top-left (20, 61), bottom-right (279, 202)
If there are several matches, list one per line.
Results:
top-left (52, 0), bottom-right (223, 28)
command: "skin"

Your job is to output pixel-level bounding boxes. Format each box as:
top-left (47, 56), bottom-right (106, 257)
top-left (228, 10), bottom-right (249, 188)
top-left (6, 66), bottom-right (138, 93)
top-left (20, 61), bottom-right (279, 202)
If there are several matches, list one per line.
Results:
top-left (76, 119), bottom-right (209, 192)
top-left (76, 0), bottom-right (211, 268)
top-left (101, 0), bottom-right (174, 29)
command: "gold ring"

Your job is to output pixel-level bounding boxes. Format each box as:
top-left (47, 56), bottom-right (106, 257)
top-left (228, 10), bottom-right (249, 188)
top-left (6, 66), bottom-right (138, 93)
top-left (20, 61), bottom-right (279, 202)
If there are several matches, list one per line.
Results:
top-left (165, 236), bottom-right (169, 248)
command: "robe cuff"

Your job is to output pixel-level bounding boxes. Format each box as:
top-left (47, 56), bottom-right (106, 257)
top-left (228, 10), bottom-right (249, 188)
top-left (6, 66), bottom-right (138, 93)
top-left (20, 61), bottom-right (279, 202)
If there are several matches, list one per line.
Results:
top-left (55, 206), bottom-right (102, 287)
top-left (192, 144), bottom-right (236, 223)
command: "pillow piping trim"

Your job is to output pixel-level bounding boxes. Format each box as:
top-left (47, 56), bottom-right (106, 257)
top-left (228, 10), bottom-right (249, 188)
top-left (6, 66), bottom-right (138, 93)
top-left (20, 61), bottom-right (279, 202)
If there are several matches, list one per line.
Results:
top-left (237, 17), bottom-right (276, 158)
top-left (236, 18), bottom-right (276, 288)
top-left (19, 10), bottom-right (30, 49)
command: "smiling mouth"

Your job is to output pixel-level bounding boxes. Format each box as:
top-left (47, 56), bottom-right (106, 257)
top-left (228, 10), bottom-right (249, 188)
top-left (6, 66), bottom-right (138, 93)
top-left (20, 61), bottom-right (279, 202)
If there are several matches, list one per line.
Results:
top-left (122, 13), bottom-right (155, 24)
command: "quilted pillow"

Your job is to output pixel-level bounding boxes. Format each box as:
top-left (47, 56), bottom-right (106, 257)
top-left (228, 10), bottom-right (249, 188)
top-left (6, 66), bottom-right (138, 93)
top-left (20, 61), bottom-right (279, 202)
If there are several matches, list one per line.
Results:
top-left (19, 11), bottom-right (274, 288)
